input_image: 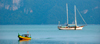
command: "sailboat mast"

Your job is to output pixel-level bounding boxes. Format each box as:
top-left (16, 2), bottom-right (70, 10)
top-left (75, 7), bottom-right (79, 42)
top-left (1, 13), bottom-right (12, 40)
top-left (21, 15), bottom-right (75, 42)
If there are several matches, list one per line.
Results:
top-left (74, 5), bottom-right (77, 26)
top-left (66, 3), bottom-right (68, 25)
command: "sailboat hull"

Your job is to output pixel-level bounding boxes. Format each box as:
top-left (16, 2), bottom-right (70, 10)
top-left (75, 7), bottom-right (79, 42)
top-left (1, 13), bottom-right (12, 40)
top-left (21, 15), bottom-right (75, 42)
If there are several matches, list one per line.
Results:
top-left (58, 4), bottom-right (86, 30)
top-left (58, 26), bottom-right (84, 30)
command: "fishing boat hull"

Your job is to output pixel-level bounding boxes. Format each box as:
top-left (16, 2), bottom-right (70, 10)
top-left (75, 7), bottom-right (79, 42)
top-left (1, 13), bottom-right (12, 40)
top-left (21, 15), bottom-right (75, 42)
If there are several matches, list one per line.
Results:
top-left (58, 26), bottom-right (84, 30)
top-left (18, 34), bottom-right (31, 40)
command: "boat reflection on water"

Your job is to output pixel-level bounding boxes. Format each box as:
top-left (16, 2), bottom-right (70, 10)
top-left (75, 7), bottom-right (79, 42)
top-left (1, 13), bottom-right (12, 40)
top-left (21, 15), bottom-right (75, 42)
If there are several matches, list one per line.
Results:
top-left (18, 40), bottom-right (30, 44)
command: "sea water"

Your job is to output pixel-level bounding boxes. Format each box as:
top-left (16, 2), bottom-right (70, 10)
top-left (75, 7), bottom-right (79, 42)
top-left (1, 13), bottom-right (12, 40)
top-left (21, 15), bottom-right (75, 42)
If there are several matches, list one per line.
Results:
top-left (0, 25), bottom-right (100, 44)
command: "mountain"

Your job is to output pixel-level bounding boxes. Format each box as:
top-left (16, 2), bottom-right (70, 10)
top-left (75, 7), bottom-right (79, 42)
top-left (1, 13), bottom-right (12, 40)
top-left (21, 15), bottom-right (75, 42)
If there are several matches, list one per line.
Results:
top-left (0, 0), bottom-right (100, 25)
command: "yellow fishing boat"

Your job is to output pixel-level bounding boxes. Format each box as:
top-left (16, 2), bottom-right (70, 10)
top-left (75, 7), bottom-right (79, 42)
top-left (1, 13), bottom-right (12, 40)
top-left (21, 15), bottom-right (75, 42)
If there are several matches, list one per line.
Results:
top-left (18, 33), bottom-right (31, 40)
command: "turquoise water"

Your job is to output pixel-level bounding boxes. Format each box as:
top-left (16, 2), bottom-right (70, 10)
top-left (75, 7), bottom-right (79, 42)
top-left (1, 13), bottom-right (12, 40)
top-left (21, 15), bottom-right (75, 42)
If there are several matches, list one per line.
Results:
top-left (0, 25), bottom-right (100, 44)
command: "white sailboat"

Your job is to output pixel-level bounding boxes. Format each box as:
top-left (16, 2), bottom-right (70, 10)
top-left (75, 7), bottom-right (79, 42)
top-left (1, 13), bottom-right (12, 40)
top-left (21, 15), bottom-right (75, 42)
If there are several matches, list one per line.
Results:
top-left (58, 4), bottom-right (87, 30)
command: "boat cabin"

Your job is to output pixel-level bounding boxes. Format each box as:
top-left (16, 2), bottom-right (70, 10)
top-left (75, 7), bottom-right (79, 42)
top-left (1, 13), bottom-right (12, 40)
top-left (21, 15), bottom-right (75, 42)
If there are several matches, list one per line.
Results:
top-left (22, 34), bottom-right (29, 37)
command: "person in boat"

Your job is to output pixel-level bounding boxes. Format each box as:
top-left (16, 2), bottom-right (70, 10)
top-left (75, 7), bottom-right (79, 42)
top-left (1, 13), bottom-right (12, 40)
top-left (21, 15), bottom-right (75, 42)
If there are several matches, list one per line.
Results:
top-left (21, 31), bottom-right (29, 37)
top-left (22, 34), bottom-right (29, 37)
top-left (27, 31), bottom-right (29, 34)
top-left (66, 24), bottom-right (70, 28)
top-left (66, 24), bottom-right (68, 26)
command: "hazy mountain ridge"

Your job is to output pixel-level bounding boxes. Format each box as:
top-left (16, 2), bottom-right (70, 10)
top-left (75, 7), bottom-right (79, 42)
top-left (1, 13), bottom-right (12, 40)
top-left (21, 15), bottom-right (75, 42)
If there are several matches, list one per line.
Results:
top-left (0, 0), bottom-right (100, 25)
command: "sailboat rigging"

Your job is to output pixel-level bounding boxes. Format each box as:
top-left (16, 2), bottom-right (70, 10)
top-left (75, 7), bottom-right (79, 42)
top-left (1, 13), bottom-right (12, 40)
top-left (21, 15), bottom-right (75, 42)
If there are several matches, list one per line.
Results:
top-left (58, 3), bottom-right (87, 30)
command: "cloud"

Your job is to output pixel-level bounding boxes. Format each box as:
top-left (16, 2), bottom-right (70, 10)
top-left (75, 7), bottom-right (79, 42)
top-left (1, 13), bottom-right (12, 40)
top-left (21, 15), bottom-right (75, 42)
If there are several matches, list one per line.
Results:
top-left (24, 8), bottom-right (29, 14)
top-left (0, 0), bottom-right (24, 11)
top-left (94, 6), bottom-right (98, 9)
top-left (12, 6), bottom-right (18, 11)
top-left (13, 0), bottom-right (20, 5)
top-left (92, 6), bottom-right (98, 10)
top-left (30, 10), bottom-right (33, 13)
top-left (5, 5), bottom-right (10, 10)
top-left (24, 8), bottom-right (33, 14)
top-left (83, 10), bottom-right (88, 14)
top-left (12, 0), bottom-right (21, 11)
